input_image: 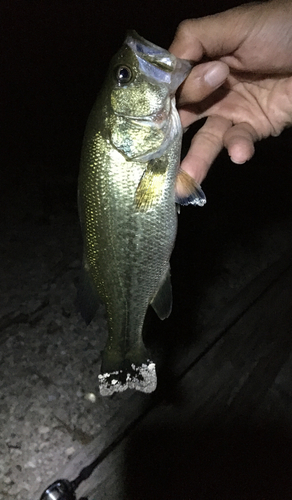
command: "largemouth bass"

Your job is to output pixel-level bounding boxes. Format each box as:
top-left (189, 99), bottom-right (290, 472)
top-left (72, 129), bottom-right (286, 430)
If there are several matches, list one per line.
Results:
top-left (78, 31), bottom-right (206, 396)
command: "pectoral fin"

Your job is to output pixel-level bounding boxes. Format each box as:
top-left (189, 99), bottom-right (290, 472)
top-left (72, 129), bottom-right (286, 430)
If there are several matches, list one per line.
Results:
top-left (150, 269), bottom-right (172, 320)
top-left (175, 168), bottom-right (206, 206)
top-left (135, 158), bottom-right (167, 210)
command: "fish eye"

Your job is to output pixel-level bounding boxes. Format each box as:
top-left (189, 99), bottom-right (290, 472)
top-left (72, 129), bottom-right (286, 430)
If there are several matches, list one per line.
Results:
top-left (115, 65), bottom-right (132, 85)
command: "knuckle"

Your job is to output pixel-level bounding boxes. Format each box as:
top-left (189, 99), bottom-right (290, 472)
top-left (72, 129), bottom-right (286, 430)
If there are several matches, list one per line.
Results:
top-left (193, 129), bottom-right (222, 150)
top-left (175, 19), bottom-right (194, 39)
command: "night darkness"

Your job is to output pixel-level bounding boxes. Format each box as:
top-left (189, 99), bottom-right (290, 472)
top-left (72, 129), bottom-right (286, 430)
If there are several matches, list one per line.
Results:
top-left (3, 0), bottom-right (291, 323)
top-left (2, 0), bottom-right (292, 227)
top-left (1, 0), bottom-right (261, 204)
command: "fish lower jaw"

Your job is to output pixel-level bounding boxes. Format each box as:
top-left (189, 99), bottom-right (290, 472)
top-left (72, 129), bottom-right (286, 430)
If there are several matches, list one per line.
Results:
top-left (117, 104), bottom-right (170, 127)
top-left (98, 360), bottom-right (157, 396)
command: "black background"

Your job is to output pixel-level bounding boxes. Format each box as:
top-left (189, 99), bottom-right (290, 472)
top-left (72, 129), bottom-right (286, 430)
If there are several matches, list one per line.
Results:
top-left (2, 0), bottom-right (266, 198)
top-left (3, 4), bottom-right (292, 498)
top-left (2, 0), bottom-right (292, 343)
top-left (3, 0), bottom-right (292, 337)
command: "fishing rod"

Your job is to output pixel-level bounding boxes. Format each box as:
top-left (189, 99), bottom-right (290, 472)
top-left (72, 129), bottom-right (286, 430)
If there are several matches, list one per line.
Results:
top-left (39, 478), bottom-right (88, 500)
top-left (38, 446), bottom-right (102, 500)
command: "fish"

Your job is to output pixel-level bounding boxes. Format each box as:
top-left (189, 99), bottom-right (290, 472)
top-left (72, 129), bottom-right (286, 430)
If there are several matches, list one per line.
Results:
top-left (78, 31), bottom-right (206, 396)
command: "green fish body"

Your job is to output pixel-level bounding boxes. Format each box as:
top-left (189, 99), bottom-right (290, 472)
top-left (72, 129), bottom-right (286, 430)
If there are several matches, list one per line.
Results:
top-left (78, 32), bottom-right (205, 396)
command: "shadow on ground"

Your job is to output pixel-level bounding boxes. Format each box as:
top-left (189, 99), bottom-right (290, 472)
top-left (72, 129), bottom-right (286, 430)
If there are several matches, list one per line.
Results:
top-left (124, 415), bottom-right (292, 500)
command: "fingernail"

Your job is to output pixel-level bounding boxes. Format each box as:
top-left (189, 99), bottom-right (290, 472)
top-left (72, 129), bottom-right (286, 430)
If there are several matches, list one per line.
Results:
top-left (204, 63), bottom-right (229, 88)
top-left (230, 156), bottom-right (247, 165)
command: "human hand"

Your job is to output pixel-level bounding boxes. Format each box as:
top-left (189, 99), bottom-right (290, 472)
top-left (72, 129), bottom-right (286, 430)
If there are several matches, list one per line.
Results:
top-left (170, 0), bottom-right (292, 184)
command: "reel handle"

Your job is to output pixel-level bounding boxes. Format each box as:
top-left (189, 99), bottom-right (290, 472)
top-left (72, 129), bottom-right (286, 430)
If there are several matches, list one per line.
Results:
top-left (39, 478), bottom-right (88, 500)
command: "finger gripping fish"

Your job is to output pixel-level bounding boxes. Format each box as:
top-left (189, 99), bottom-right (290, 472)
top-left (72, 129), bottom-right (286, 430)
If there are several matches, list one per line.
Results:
top-left (78, 31), bottom-right (206, 396)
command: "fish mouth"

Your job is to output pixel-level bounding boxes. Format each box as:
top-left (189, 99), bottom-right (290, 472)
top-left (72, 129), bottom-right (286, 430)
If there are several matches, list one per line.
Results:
top-left (115, 100), bottom-right (172, 127)
top-left (125, 30), bottom-right (192, 92)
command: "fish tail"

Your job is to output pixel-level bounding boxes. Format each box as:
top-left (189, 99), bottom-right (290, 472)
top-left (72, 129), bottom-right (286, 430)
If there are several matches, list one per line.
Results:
top-left (99, 357), bottom-right (157, 396)
top-left (100, 322), bottom-right (157, 396)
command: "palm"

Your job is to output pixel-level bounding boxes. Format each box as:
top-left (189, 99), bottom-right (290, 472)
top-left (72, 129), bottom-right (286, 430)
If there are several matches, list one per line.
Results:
top-left (175, 70), bottom-right (292, 183)
top-left (181, 73), bottom-right (292, 140)
top-left (170, 0), bottom-right (292, 181)
top-left (206, 73), bottom-right (291, 138)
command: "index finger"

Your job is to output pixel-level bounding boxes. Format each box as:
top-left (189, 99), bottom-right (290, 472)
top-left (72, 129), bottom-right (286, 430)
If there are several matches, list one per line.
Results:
top-left (169, 19), bottom-right (204, 61)
top-left (169, 5), bottom-right (251, 61)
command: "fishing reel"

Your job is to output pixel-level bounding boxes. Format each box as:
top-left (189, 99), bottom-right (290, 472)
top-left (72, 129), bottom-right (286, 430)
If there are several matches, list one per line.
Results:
top-left (39, 478), bottom-right (88, 500)
top-left (39, 428), bottom-right (101, 499)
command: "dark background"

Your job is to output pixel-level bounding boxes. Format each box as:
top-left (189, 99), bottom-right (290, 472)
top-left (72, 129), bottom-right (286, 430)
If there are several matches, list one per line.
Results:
top-left (2, 0), bottom-right (292, 345)
top-left (3, 0), bottom-right (292, 336)
top-left (3, 3), bottom-right (292, 498)
top-left (1, 0), bottom-right (266, 207)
